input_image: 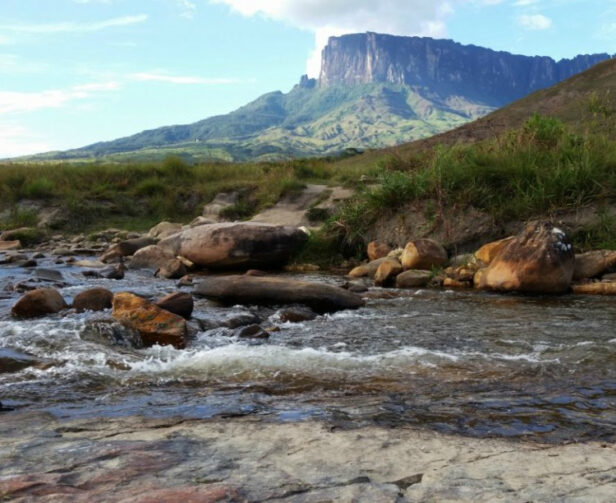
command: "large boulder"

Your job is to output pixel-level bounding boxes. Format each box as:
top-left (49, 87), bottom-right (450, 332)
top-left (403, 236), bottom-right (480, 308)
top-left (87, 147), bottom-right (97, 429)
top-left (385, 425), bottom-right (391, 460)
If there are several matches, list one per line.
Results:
top-left (129, 245), bottom-right (175, 269)
top-left (100, 237), bottom-right (158, 263)
top-left (573, 250), bottom-right (616, 280)
top-left (112, 292), bottom-right (187, 349)
top-left (401, 239), bottom-right (448, 270)
top-left (367, 241), bottom-right (391, 262)
top-left (158, 223), bottom-right (308, 270)
top-left (12, 288), bottom-right (67, 318)
top-left (474, 222), bottom-right (575, 294)
top-left (73, 287), bottom-right (113, 313)
top-left (374, 258), bottom-right (402, 286)
top-left (194, 275), bottom-right (364, 314)
top-left (474, 237), bottom-right (515, 266)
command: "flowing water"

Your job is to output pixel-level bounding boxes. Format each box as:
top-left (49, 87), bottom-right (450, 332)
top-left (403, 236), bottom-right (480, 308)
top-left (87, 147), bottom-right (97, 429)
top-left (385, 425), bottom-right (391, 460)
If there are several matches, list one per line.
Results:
top-left (1, 257), bottom-right (616, 443)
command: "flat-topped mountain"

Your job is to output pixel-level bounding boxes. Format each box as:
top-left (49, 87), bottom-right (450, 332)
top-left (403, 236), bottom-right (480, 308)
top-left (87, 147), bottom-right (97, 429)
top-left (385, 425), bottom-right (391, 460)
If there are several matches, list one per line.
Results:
top-left (22, 33), bottom-right (612, 163)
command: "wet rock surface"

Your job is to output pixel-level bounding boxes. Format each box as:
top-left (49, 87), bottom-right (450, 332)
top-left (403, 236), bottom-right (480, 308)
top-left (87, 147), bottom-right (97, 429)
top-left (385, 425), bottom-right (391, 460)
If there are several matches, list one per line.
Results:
top-left (0, 413), bottom-right (614, 503)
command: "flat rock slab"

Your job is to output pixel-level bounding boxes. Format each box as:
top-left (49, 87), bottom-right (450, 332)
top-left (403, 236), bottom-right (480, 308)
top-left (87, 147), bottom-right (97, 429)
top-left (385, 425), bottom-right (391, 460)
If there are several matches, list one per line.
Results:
top-left (194, 275), bottom-right (364, 313)
top-left (0, 413), bottom-right (615, 502)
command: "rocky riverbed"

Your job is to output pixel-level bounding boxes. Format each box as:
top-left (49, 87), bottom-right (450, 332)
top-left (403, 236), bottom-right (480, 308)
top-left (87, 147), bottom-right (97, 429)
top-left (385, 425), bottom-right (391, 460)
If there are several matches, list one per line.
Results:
top-left (1, 224), bottom-right (616, 501)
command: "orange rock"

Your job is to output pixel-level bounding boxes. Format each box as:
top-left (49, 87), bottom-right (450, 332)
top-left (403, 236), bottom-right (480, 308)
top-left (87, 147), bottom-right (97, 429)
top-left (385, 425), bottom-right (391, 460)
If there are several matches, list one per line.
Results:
top-left (348, 257), bottom-right (388, 278)
top-left (573, 250), bottom-right (616, 280)
top-left (474, 222), bottom-right (574, 294)
top-left (400, 239), bottom-right (448, 270)
top-left (572, 282), bottom-right (616, 295)
top-left (112, 292), bottom-right (187, 349)
top-left (474, 236), bottom-right (515, 265)
top-left (443, 277), bottom-right (472, 289)
top-left (0, 240), bottom-right (21, 251)
top-left (374, 258), bottom-right (402, 286)
top-left (367, 241), bottom-right (391, 261)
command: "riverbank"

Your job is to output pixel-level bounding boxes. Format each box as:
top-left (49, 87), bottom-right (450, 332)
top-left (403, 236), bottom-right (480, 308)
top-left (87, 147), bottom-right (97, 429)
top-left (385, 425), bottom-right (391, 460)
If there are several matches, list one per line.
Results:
top-left (2, 412), bottom-right (615, 502)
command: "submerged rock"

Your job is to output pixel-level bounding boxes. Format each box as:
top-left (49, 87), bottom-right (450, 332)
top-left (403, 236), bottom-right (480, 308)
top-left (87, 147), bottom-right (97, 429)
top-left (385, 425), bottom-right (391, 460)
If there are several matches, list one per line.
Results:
top-left (158, 222), bottom-right (308, 270)
top-left (234, 324), bottom-right (269, 339)
top-left (194, 275), bottom-right (364, 313)
top-left (401, 239), bottom-right (448, 270)
top-left (474, 221), bottom-right (574, 294)
top-left (73, 287), bottom-right (113, 313)
top-left (0, 348), bottom-right (40, 373)
top-left (11, 288), bottom-right (67, 318)
top-left (79, 318), bottom-right (143, 348)
top-left (112, 292), bottom-right (187, 349)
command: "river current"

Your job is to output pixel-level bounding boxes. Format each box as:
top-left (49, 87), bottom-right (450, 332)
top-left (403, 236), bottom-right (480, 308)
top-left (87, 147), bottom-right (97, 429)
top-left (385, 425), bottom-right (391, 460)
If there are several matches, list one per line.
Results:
top-left (1, 258), bottom-right (615, 443)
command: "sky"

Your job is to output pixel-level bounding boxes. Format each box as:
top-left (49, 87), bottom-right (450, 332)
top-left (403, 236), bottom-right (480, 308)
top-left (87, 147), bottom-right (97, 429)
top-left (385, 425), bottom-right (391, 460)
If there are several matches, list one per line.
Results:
top-left (1, 0), bottom-right (615, 158)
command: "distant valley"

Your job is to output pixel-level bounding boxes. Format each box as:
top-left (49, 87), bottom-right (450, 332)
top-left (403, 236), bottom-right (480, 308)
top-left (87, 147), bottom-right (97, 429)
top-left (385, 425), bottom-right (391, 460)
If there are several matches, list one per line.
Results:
top-left (23, 32), bottom-right (612, 163)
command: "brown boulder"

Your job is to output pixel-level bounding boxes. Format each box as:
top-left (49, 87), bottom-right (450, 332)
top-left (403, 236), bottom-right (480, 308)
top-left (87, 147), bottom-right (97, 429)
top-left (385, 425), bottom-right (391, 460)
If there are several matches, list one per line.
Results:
top-left (73, 287), bottom-right (113, 313)
top-left (129, 245), bottom-right (175, 270)
top-left (401, 239), bottom-right (448, 270)
top-left (194, 275), bottom-right (364, 314)
top-left (112, 292), bottom-right (187, 349)
top-left (155, 292), bottom-right (193, 319)
top-left (348, 257), bottom-right (388, 278)
top-left (572, 282), bottom-right (616, 295)
top-left (474, 222), bottom-right (574, 294)
top-left (367, 241), bottom-right (391, 261)
top-left (158, 223), bottom-right (308, 270)
top-left (573, 250), bottom-right (616, 280)
top-left (12, 288), bottom-right (67, 318)
top-left (374, 258), bottom-right (402, 286)
top-left (474, 237), bottom-right (515, 265)
top-left (395, 270), bottom-right (432, 288)
top-left (100, 237), bottom-right (158, 263)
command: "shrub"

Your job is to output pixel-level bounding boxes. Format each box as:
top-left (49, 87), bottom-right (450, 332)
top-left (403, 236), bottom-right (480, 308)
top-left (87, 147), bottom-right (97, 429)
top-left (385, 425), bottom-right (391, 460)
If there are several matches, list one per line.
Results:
top-left (24, 178), bottom-right (55, 199)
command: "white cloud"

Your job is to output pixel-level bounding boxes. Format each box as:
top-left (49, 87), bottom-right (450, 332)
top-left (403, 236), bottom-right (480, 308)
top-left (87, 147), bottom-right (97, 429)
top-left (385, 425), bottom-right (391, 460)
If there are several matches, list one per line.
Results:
top-left (211, 0), bottom-right (502, 76)
top-left (0, 15), bottom-right (148, 34)
top-left (518, 13), bottom-right (552, 30)
top-left (175, 0), bottom-right (197, 18)
top-left (130, 72), bottom-right (240, 84)
top-left (0, 125), bottom-right (53, 158)
top-left (0, 81), bottom-right (119, 114)
top-left (513, 0), bottom-right (538, 6)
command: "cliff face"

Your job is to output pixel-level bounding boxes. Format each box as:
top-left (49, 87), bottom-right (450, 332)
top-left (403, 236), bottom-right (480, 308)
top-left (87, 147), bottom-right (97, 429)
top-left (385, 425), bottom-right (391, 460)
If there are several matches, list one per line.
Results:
top-left (319, 33), bottom-right (612, 106)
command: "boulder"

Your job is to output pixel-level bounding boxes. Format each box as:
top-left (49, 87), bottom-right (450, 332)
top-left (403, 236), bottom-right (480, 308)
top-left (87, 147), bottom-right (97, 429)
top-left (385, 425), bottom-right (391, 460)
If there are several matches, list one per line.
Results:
top-left (374, 258), bottom-right (403, 286)
top-left (348, 257), bottom-right (388, 278)
top-left (234, 324), bottom-right (269, 339)
top-left (112, 292), bottom-right (187, 349)
top-left (100, 237), bottom-right (158, 263)
top-left (73, 287), bottom-right (113, 313)
top-left (33, 268), bottom-right (63, 282)
top-left (128, 245), bottom-right (175, 270)
top-left (155, 292), bottom-right (193, 319)
top-left (474, 222), bottom-right (574, 294)
top-left (101, 262), bottom-right (125, 280)
top-left (367, 241), bottom-right (391, 261)
top-left (401, 239), bottom-right (448, 270)
top-left (156, 260), bottom-right (187, 280)
top-left (395, 270), bottom-right (432, 288)
top-left (0, 240), bottom-right (21, 251)
top-left (158, 223), bottom-right (308, 270)
top-left (12, 288), bottom-right (67, 318)
top-left (573, 250), bottom-right (616, 280)
top-left (474, 237), bottom-right (515, 266)
top-left (277, 306), bottom-right (317, 323)
top-left (148, 221), bottom-right (183, 240)
top-left (572, 282), bottom-right (616, 295)
top-left (194, 275), bottom-right (364, 314)
top-left (79, 318), bottom-right (143, 348)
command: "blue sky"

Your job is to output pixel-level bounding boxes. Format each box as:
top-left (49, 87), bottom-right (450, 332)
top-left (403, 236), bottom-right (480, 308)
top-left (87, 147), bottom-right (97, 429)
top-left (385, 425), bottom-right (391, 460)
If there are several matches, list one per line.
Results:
top-left (1, 0), bottom-right (615, 158)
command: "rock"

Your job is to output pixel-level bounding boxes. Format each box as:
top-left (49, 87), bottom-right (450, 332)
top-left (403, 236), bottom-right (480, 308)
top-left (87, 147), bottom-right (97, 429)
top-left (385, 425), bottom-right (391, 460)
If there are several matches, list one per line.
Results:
top-left (128, 245), bottom-right (176, 270)
top-left (474, 236), bottom-right (515, 265)
top-left (189, 216), bottom-right (216, 227)
top-left (177, 275), bottom-right (194, 287)
top-left (158, 223), bottom-right (308, 270)
top-left (73, 288), bottom-right (113, 313)
top-left (155, 259), bottom-right (187, 280)
top-left (0, 227), bottom-right (43, 245)
top-left (194, 275), bottom-right (364, 314)
top-left (100, 237), bottom-right (158, 263)
top-left (196, 310), bottom-right (261, 331)
top-left (367, 241), bottom-right (391, 261)
top-left (446, 265), bottom-right (477, 282)
top-left (51, 247), bottom-right (71, 256)
top-left (202, 191), bottom-right (240, 221)
top-left (572, 282), bottom-right (616, 295)
top-left (284, 263), bottom-right (320, 273)
top-left (0, 240), bottom-right (21, 251)
top-left (395, 270), bottom-right (432, 288)
top-left (74, 260), bottom-right (105, 268)
top-left (245, 269), bottom-right (267, 277)
top-left (374, 258), bottom-right (403, 286)
top-left (148, 221), bottom-right (183, 240)
top-left (443, 277), bottom-right (472, 288)
top-left (79, 318), bottom-right (143, 348)
top-left (234, 324), bottom-right (269, 339)
top-left (112, 293), bottom-right (187, 349)
top-left (449, 253), bottom-right (475, 267)
top-left (342, 280), bottom-right (370, 293)
top-left (573, 250), bottom-right (616, 280)
top-left (401, 239), bottom-right (448, 270)
top-left (277, 306), bottom-right (317, 323)
top-left (348, 257), bottom-right (388, 278)
top-left (474, 222), bottom-right (574, 294)
top-left (33, 268), bottom-right (64, 282)
top-left (11, 288), bottom-right (67, 318)
top-left (155, 292), bottom-right (193, 319)
top-left (0, 348), bottom-right (40, 373)
top-left (82, 270), bottom-right (102, 279)
top-left (18, 259), bottom-right (37, 268)
top-left (101, 262), bottom-right (125, 280)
